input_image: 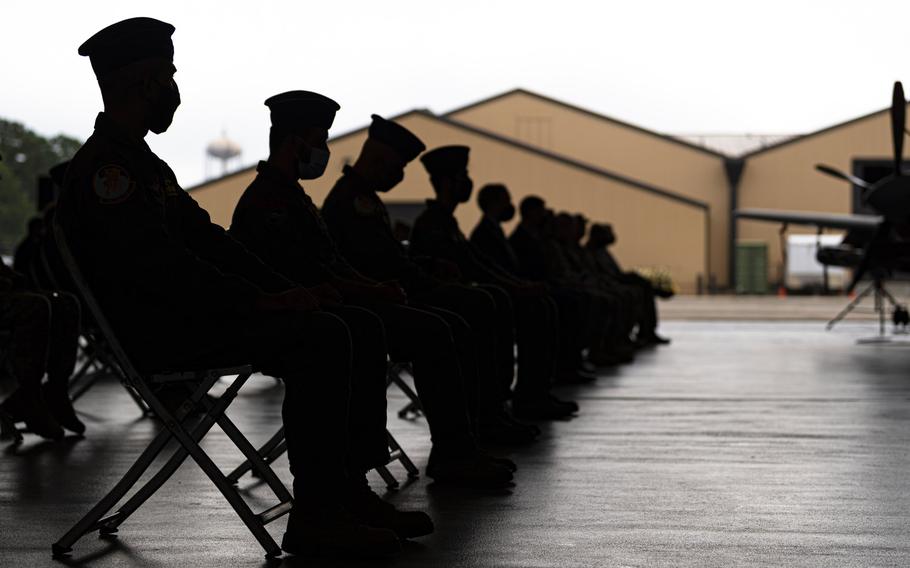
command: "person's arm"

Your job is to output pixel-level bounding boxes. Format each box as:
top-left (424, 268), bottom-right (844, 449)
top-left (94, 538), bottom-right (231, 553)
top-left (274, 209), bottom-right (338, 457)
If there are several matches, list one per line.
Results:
top-left (169, 173), bottom-right (293, 294)
top-left (63, 161), bottom-right (264, 314)
top-left (324, 192), bottom-right (439, 291)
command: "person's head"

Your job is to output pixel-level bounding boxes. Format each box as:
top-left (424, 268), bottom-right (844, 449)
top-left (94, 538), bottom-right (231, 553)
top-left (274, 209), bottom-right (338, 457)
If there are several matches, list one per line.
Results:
top-left (265, 90), bottom-right (339, 181)
top-left (420, 146), bottom-right (473, 205)
top-left (588, 223), bottom-right (616, 247)
top-left (573, 214), bottom-right (589, 243)
top-left (519, 195), bottom-right (546, 229)
top-left (79, 18), bottom-right (181, 134)
top-left (353, 115), bottom-right (425, 192)
top-left (540, 208), bottom-right (556, 238)
top-left (476, 183), bottom-right (514, 223)
top-left (554, 212), bottom-right (577, 243)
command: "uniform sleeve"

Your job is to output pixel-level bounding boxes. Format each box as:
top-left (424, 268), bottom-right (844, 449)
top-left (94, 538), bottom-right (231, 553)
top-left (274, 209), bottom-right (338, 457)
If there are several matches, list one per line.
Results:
top-left (174, 186), bottom-right (293, 294)
top-left (323, 190), bottom-right (438, 291)
top-left (64, 160), bottom-right (264, 315)
top-left (230, 200), bottom-right (334, 288)
top-left (410, 212), bottom-right (508, 285)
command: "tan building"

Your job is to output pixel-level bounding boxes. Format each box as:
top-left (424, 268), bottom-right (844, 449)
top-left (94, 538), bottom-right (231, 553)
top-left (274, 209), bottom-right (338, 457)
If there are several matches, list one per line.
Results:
top-left (188, 88), bottom-right (903, 294)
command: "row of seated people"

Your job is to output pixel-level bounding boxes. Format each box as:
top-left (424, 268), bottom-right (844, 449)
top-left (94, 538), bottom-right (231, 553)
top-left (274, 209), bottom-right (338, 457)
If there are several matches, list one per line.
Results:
top-left (1, 16), bottom-right (671, 559)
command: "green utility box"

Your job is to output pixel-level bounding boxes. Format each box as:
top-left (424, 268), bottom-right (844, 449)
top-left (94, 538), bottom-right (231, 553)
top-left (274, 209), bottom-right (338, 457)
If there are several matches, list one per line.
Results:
top-left (735, 241), bottom-right (769, 294)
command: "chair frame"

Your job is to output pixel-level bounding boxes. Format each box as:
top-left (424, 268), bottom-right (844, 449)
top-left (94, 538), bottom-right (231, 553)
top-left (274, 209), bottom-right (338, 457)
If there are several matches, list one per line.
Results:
top-left (50, 222), bottom-right (292, 559)
top-left (227, 362), bottom-right (422, 490)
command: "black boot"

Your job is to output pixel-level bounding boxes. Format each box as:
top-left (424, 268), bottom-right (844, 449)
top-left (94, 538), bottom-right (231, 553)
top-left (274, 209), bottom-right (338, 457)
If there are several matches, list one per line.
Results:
top-left (426, 449), bottom-right (514, 489)
top-left (281, 504), bottom-right (401, 558)
top-left (0, 389), bottom-right (64, 440)
top-left (347, 481), bottom-right (434, 539)
top-left (43, 383), bottom-right (85, 435)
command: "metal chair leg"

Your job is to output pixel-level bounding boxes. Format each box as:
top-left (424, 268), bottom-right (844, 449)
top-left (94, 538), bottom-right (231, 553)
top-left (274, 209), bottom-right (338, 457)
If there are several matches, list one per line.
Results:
top-left (227, 426), bottom-right (286, 483)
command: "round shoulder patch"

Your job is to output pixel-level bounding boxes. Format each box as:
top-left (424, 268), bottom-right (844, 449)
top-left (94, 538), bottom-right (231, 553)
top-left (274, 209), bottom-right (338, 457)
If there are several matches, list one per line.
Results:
top-left (94, 165), bottom-right (135, 204)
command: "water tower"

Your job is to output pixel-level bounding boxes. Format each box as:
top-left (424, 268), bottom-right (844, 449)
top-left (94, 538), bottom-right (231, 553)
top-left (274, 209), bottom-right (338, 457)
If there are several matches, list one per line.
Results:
top-left (205, 132), bottom-right (242, 178)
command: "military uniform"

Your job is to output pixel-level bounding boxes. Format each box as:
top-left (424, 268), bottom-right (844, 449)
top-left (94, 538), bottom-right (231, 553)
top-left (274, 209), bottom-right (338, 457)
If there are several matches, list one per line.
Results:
top-left (230, 160), bottom-right (478, 455)
top-left (56, 109), bottom-right (394, 498)
top-left (0, 259), bottom-right (81, 438)
top-left (472, 215), bottom-right (586, 380)
top-left (411, 199), bottom-right (559, 404)
top-left (322, 165), bottom-right (518, 424)
top-left (584, 241), bottom-right (661, 342)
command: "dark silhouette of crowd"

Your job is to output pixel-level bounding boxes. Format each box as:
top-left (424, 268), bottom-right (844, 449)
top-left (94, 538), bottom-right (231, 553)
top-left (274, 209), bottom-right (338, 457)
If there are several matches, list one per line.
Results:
top-left (0, 17), bottom-right (673, 560)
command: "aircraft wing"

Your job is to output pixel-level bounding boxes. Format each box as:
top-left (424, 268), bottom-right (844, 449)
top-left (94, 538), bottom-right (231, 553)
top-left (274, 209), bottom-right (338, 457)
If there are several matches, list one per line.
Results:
top-left (735, 208), bottom-right (884, 231)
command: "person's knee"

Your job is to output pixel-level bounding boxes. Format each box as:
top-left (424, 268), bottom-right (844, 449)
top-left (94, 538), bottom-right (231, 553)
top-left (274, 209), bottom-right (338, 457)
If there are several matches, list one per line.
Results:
top-left (307, 311), bottom-right (354, 358)
top-left (336, 306), bottom-right (386, 350)
top-left (462, 287), bottom-right (497, 321)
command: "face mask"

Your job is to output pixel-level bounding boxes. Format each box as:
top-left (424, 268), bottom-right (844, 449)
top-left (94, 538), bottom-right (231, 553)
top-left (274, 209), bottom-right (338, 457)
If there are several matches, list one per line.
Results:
top-left (456, 178), bottom-right (474, 203)
top-left (375, 168), bottom-right (404, 193)
top-left (148, 79), bottom-right (180, 135)
top-left (298, 146), bottom-right (330, 180)
top-left (500, 204), bottom-right (516, 222)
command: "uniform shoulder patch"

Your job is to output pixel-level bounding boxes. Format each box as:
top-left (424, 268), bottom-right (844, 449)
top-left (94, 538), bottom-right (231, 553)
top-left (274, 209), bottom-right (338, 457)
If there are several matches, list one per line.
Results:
top-left (93, 165), bottom-right (135, 204)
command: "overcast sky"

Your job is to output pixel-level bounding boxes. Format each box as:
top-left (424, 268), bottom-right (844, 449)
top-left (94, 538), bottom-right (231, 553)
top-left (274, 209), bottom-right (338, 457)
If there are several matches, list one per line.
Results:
top-left (3, 0), bottom-right (909, 187)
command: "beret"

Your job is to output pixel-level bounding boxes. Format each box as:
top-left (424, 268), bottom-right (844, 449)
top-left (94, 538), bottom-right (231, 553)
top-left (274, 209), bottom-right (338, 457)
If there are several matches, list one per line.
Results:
top-left (420, 145), bottom-right (470, 176)
top-left (78, 17), bottom-right (175, 78)
top-left (265, 90), bottom-right (340, 132)
top-left (368, 115), bottom-right (426, 162)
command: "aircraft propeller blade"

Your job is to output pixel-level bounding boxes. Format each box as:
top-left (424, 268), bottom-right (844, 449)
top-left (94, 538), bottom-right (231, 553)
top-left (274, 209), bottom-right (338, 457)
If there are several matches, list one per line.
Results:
top-left (815, 164), bottom-right (873, 190)
top-left (892, 81), bottom-right (905, 175)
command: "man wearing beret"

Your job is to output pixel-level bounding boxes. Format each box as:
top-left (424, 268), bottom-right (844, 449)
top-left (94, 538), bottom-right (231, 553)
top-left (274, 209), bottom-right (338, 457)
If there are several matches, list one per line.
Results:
top-left (584, 223), bottom-right (670, 346)
top-left (322, 121), bottom-right (542, 444)
top-left (230, 102), bottom-right (514, 491)
top-left (410, 147), bottom-right (578, 419)
top-left (58, 17), bottom-right (403, 557)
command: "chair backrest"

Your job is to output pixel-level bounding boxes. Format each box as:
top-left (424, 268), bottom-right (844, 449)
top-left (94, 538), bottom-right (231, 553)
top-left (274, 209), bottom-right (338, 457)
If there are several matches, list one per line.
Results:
top-left (51, 221), bottom-right (144, 386)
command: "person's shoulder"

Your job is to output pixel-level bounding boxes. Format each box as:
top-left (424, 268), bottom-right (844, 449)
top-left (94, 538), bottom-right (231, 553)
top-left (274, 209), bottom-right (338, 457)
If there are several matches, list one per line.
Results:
top-left (65, 134), bottom-right (131, 181)
top-left (63, 137), bottom-right (142, 206)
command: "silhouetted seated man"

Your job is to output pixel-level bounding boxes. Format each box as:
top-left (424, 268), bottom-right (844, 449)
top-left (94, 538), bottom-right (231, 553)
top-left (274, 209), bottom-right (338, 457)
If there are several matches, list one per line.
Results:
top-left (15, 162), bottom-right (69, 288)
top-left (511, 197), bottom-right (630, 366)
top-left (549, 212), bottom-right (636, 364)
top-left (584, 223), bottom-right (669, 346)
top-left (58, 17), bottom-right (405, 557)
top-left (230, 103), bottom-right (514, 488)
top-left (471, 184), bottom-right (591, 385)
top-left (410, 149), bottom-right (576, 420)
top-left (0, 257), bottom-right (82, 440)
top-left (321, 120), bottom-right (539, 446)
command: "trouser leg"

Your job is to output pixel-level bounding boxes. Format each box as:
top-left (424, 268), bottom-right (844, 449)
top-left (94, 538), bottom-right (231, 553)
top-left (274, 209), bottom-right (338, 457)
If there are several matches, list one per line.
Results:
top-left (369, 302), bottom-right (475, 454)
top-left (44, 291), bottom-right (80, 390)
top-left (550, 288), bottom-right (584, 372)
top-left (512, 294), bottom-right (557, 400)
top-left (412, 284), bottom-right (503, 421)
top-left (152, 309), bottom-right (356, 505)
top-left (0, 293), bottom-right (51, 393)
top-left (326, 305), bottom-right (390, 474)
top-left (638, 285), bottom-right (658, 336)
top-left (477, 284), bottom-right (516, 401)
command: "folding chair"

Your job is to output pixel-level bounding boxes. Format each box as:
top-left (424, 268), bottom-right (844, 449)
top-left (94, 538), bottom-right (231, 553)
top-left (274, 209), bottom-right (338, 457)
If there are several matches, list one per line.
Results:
top-left (50, 222), bottom-right (292, 559)
top-left (227, 362), bottom-right (421, 490)
top-left (37, 236), bottom-right (149, 415)
top-left (387, 361), bottom-right (424, 420)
